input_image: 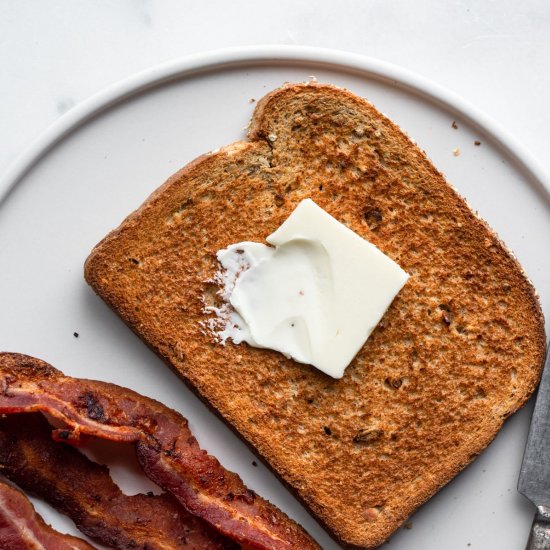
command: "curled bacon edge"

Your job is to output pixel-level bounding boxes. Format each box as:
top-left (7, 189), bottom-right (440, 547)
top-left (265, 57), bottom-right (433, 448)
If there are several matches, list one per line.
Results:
top-left (0, 353), bottom-right (320, 550)
top-left (0, 412), bottom-right (236, 550)
top-left (0, 479), bottom-right (95, 550)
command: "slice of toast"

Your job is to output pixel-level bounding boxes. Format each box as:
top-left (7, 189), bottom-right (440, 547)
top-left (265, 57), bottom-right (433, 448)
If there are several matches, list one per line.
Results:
top-left (85, 83), bottom-right (546, 549)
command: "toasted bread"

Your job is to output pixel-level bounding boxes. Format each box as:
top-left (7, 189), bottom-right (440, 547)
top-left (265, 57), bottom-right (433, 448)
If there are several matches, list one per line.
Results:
top-left (84, 83), bottom-right (546, 549)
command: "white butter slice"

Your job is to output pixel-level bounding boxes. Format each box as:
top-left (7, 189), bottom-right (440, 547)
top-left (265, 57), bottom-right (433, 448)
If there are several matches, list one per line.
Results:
top-left (211, 199), bottom-right (409, 379)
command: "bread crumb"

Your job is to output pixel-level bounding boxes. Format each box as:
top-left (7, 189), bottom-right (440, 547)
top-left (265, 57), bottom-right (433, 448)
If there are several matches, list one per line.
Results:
top-left (474, 140), bottom-right (481, 146)
top-left (404, 521), bottom-right (413, 529)
top-left (249, 98), bottom-right (256, 103)
top-left (73, 332), bottom-right (79, 338)
top-left (252, 460), bottom-right (257, 467)
top-left (453, 148), bottom-right (460, 157)
top-left (452, 121), bottom-right (458, 129)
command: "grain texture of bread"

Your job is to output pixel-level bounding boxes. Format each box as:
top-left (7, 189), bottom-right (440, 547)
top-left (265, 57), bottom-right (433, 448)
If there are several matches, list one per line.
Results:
top-left (84, 83), bottom-right (546, 549)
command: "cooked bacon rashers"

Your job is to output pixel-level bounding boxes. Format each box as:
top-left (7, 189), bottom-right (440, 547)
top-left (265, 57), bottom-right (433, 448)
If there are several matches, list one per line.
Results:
top-left (0, 353), bottom-right (320, 550)
top-left (0, 413), bottom-right (236, 550)
top-left (0, 479), bottom-right (95, 550)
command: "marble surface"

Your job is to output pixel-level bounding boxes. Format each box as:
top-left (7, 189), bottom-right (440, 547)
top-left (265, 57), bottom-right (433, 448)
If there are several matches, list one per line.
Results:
top-left (1, 0), bottom-right (550, 181)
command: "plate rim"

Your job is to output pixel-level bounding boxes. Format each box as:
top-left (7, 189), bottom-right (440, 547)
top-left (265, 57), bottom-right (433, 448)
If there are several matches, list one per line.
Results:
top-left (0, 44), bottom-right (548, 549)
top-left (1, 44), bottom-right (549, 208)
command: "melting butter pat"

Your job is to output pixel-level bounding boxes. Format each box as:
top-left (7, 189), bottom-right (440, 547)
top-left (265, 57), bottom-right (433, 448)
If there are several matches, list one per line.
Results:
top-left (212, 199), bottom-right (409, 379)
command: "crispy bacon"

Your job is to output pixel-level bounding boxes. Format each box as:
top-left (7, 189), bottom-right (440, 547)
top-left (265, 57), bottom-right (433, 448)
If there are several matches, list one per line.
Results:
top-left (0, 479), bottom-right (95, 550)
top-left (0, 413), bottom-right (236, 550)
top-left (0, 353), bottom-right (320, 550)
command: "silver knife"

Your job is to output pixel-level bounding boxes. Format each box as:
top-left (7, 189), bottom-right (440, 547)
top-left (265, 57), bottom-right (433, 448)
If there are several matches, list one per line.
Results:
top-left (519, 344), bottom-right (550, 549)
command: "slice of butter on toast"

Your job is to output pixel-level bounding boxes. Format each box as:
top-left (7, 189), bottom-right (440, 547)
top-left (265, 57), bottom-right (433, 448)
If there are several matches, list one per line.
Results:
top-left (85, 83), bottom-right (546, 549)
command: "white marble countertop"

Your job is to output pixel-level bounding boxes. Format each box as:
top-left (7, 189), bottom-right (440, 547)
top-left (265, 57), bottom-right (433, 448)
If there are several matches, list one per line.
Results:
top-left (2, 0), bottom-right (550, 181)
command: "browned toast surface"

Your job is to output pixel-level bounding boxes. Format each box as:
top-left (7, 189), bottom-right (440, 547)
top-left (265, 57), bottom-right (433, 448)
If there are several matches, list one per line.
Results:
top-left (85, 83), bottom-right (546, 549)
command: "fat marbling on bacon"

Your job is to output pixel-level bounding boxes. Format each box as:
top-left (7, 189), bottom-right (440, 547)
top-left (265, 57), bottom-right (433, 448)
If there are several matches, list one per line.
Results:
top-left (0, 352), bottom-right (321, 550)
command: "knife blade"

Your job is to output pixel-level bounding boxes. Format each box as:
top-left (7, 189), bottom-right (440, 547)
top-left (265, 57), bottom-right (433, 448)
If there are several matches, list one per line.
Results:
top-left (518, 344), bottom-right (550, 549)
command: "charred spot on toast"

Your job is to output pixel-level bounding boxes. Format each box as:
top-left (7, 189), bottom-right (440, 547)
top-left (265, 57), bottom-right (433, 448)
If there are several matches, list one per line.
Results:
top-left (363, 207), bottom-right (383, 230)
top-left (273, 193), bottom-right (285, 207)
top-left (384, 377), bottom-right (403, 390)
top-left (353, 429), bottom-right (384, 446)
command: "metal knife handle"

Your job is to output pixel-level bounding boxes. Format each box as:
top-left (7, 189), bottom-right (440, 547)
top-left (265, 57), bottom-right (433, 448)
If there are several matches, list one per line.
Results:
top-left (527, 506), bottom-right (550, 550)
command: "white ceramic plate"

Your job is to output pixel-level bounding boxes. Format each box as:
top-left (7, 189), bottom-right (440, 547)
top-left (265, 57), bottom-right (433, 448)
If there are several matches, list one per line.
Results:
top-left (1, 46), bottom-right (549, 550)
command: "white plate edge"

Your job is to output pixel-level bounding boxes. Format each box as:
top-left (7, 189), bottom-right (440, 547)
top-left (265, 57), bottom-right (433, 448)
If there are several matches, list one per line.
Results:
top-left (1, 44), bottom-right (549, 209)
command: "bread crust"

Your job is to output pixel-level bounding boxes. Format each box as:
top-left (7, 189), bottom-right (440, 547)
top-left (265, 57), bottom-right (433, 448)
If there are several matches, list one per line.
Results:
top-left (85, 83), bottom-right (546, 549)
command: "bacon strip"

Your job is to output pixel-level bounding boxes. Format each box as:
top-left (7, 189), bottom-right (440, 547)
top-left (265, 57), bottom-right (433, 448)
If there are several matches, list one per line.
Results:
top-left (0, 353), bottom-right (320, 550)
top-left (0, 413), bottom-right (236, 550)
top-left (0, 479), bottom-right (95, 550)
